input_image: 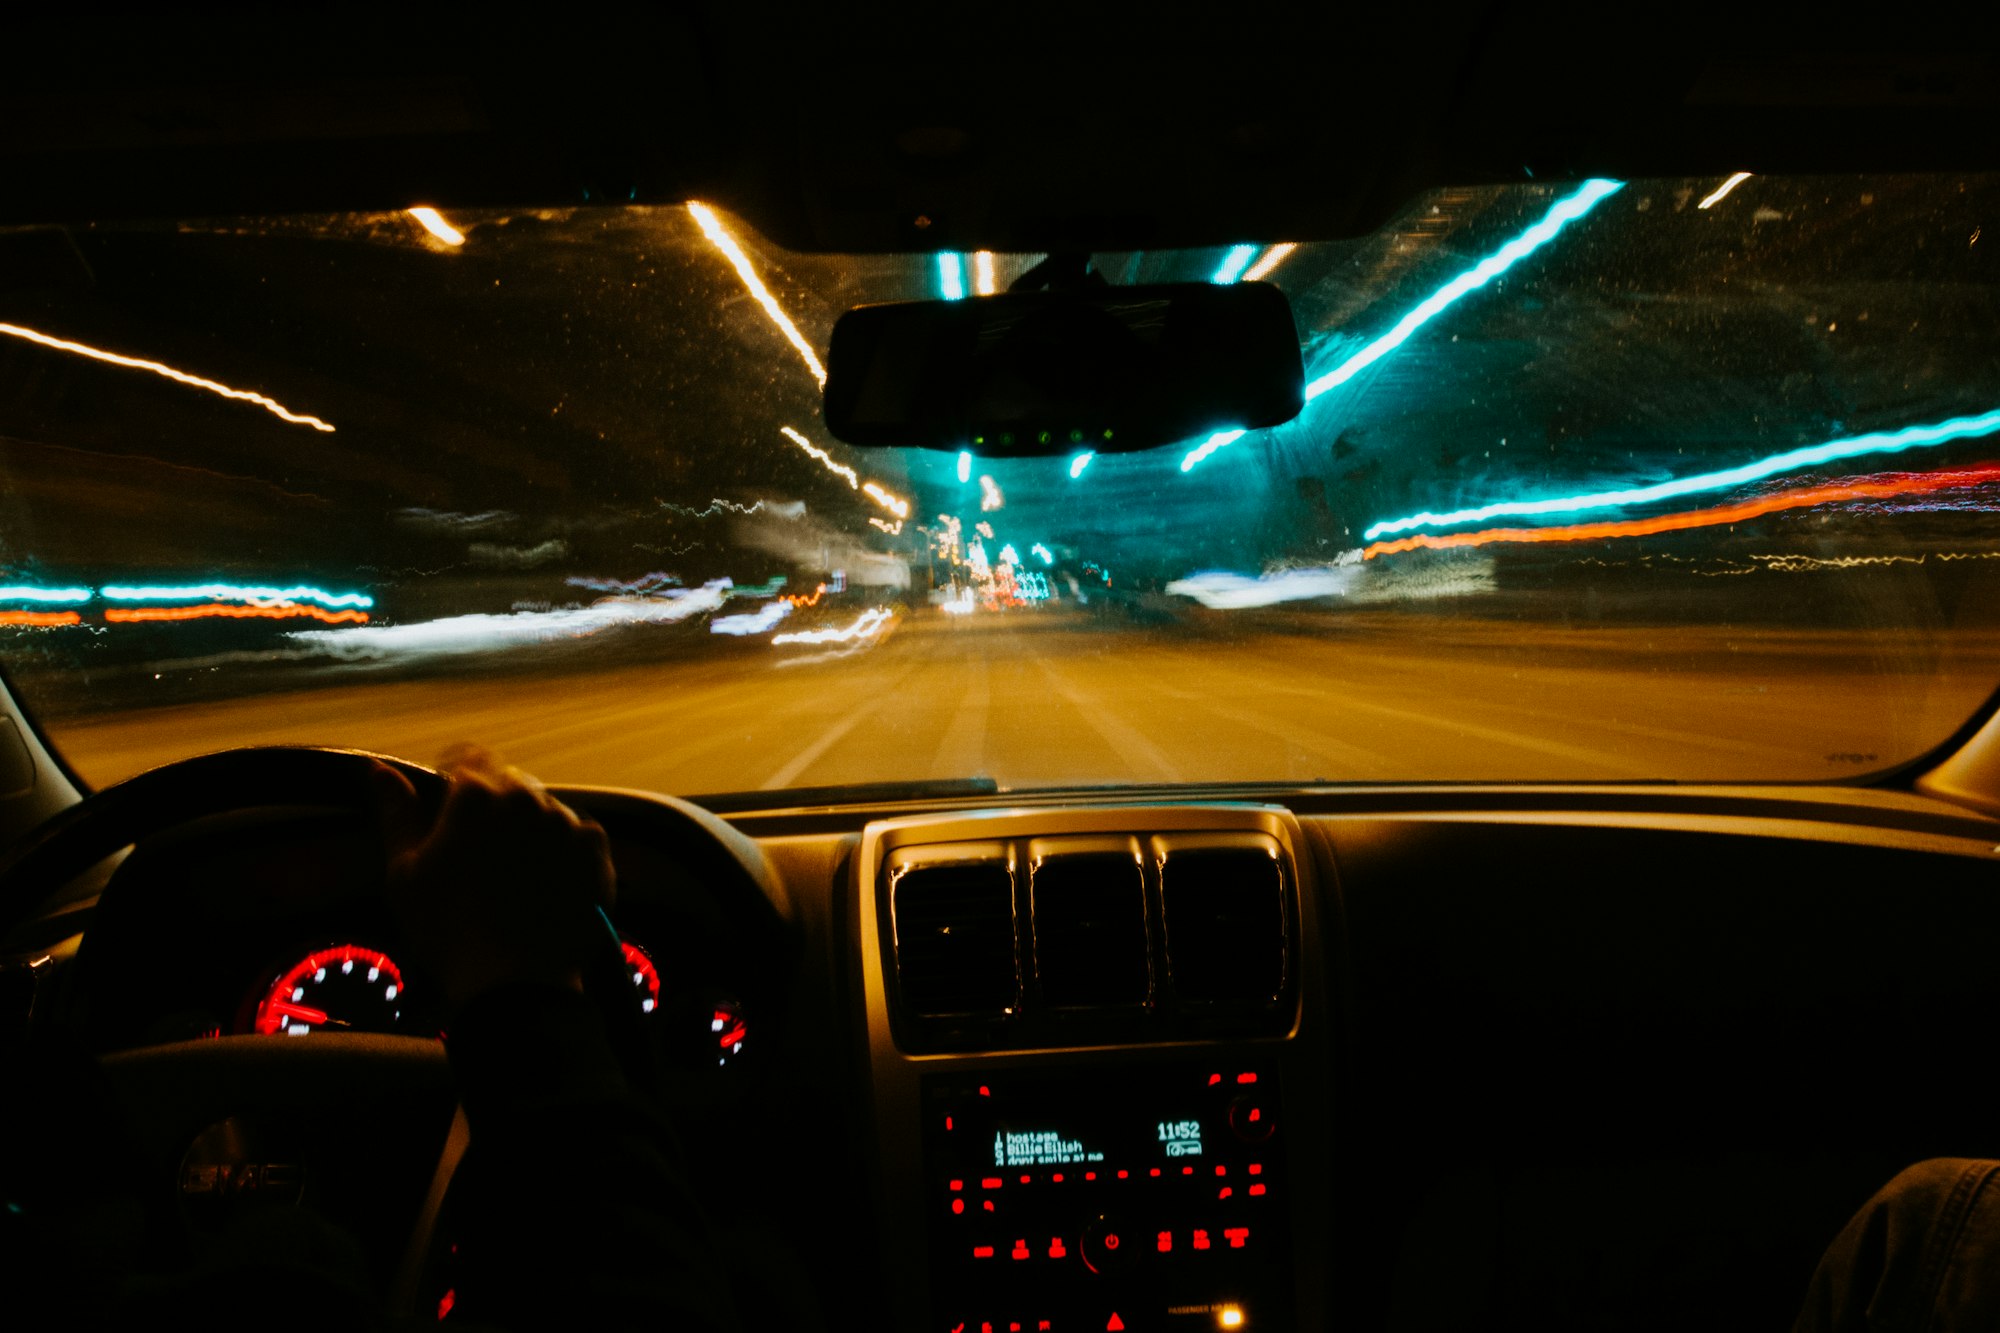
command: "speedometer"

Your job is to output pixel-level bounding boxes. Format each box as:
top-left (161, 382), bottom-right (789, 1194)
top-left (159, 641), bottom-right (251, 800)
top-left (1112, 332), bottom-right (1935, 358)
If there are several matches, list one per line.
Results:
top-left (252, 945), bottom-right (405, 1035)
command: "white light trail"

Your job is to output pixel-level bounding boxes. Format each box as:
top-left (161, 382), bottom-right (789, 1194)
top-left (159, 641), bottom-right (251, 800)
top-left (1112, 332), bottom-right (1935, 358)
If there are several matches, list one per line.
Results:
top-left (1165, 565), bottom-right (1361, 609)
top-left (979, 475), bottom-right (1004, 511)
top-left (687, 202), bottom-right (828, 386)
top-left (957, 450), bottom-right (973, 483)
top-left (1069, 451), bottom-right (1094, 479)
top-left (1030, 543), bottom-right (1054, 565)
top-left (869, 517), bottom-right (903, 534)
top-left (1241, 243), bottom-right (1297, 282)
top-left (289, 582), bottom-right (731, 659)
top-left (863, 482), bottom-right (910, 519)
top-left (974, 251), bottom-right (997, 296)
top-left (710, 601), bottom-right (792, 636)
top-left (779, 426), bottom-right (858, 488)
top-left (772, 606), bottom-right (892, 646)
top-left (1697, 172), bottom-right (1754, 209)
top-left (0, 321), bottom-right (336, 432)
top-left (406, 207), bottom-right (466, 245)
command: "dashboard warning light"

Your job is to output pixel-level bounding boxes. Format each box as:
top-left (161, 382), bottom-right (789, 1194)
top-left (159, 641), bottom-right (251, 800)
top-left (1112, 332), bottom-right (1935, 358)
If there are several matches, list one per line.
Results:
top-left (1011, 1239), bottom-right (1030, 1260)
top-left (953, 1199), bottom-right (965, 1214)
top-left (1157, 1231), bottom-right (1172, 1253)
top-left (1250, 1183), bottom-right (1267, 1196)
top-left (1104, 1233), bottom-right (1120, 1251)
top-left (1049, 1237), bottom-right (1068, 1259)
top-left (1236, 1072), bottom-right (1258, 1085)
top-left (1194, 1229), bottom-right (1211, 1250)
top-left (1208, 1072), bottom-right (1222, 1086)
top-left (1219, 1305), bottom-right (1246, 1329)
top-left (1108, 1317), bottom-right (1125, 1332)
top-left (1225, 1227), bottom-right (1250, 1249)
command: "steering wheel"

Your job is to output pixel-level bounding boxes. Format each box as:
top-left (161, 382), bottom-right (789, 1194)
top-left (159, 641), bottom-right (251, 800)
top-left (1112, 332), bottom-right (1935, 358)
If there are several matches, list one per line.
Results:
top-left (0, 744), bottom-right (796, 1321)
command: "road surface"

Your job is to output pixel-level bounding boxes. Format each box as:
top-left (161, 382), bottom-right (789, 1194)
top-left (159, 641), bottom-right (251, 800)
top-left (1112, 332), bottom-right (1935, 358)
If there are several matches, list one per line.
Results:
top-left (40, 611), bottom-right (2000, 795)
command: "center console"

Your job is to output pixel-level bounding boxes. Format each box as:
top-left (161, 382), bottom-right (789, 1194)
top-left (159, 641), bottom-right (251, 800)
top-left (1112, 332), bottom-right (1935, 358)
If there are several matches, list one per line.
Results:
top-left (853, 806), bottom-right (1330, 1333)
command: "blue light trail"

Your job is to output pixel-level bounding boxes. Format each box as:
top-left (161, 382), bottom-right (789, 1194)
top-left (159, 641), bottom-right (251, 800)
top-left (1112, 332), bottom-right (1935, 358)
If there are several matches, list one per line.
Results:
top-left (1180, 177), bottom-right (1626, 472)
top-left (939, 253), bottom-right (966, 301)
top-left (1069, 451), bottom-right (1094, 479)
top-left (1212, 245), bottom-right (1258, 284)
top-left (1362, 408), bottom-right (2000, 541)
top-left (101, 583), bottom-right (376, 609)
top-left (0, 586), bottom-right (92, 604)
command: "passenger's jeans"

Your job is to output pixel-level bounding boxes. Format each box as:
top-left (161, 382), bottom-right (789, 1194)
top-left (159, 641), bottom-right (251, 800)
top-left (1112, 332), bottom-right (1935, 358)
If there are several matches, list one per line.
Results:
top-left (1795, 1159), bottom-right (2000, 1332)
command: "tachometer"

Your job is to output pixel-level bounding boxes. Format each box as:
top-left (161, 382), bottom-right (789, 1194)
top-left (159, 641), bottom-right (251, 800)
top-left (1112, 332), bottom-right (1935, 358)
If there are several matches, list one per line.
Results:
top-left (622, 939), bottom-right (660, 1015)
top-left (252, 945), bottom-right (404, 1035)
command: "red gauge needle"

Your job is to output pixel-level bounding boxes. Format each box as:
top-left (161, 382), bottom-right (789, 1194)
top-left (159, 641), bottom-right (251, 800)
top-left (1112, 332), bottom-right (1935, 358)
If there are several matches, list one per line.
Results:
top-left (269, 1000), bottom-right (330, 1025)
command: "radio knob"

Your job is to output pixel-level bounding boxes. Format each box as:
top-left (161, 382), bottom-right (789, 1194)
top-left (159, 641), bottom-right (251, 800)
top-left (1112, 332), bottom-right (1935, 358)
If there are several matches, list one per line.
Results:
top-left (1228, 1092), bottom-right (1276, 1142)
top-left (1081, 1215), bottom-right (1129, 1274)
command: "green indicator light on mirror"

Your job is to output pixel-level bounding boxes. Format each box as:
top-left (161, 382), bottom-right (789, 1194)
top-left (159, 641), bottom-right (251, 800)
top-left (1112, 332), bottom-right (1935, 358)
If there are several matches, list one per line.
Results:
top-left (1000, 432), bottom-right (1014, 447)
top-left (1103, 429), bottom-right (1114, 441)
top-left (1069, 428), bottom-right (1084, 444)
top-left (1037, 430), bottom-right (1051, 446)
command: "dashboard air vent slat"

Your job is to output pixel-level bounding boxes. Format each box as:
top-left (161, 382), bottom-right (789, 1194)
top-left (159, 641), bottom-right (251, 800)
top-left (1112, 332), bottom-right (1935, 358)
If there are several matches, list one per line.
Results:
top-left (1032, 853), bottom-right (1149, 1007)
top-left (891, 862), bottom-right (1019, 1018)
top-left (1160, 847), bottom-right (1286, 1004)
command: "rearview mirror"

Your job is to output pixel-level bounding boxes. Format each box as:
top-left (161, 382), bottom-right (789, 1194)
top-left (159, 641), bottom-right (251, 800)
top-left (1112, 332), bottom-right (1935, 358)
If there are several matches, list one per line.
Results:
top-left (822, 282), bottom-right (1304, 455)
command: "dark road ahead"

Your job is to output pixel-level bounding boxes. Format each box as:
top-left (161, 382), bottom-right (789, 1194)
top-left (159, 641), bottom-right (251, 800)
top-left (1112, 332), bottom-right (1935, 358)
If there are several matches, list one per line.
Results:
top-left (43, 611), bottom-right (2000, 795)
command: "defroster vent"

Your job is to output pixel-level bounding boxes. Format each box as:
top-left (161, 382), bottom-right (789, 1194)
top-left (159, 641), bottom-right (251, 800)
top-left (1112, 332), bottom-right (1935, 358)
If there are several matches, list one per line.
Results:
top-left (889, 854), bottom-right (1020, 1019)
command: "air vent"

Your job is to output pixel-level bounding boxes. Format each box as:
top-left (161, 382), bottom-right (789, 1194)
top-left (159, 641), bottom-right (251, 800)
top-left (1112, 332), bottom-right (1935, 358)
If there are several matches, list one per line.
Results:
top-left (890, 858), bottom-right (1020, 1018)
top-left (1158, 839), bottom-right (1288, 1005)
top-left (1031, 845), bottom-right (1149, 1008)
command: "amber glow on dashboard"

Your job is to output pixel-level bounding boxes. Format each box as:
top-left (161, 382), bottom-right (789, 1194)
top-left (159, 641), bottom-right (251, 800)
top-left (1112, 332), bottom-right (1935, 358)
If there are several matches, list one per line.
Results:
top-left (0, 320), bottom-right (336, 431)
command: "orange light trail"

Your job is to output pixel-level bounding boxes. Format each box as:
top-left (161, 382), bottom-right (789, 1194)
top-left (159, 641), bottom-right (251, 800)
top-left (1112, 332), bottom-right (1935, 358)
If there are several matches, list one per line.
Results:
top-left (0, 321), bottom-right (335, 431)
top-left (0, 610), bottom-right (81, 627)
top-left (1362, 462), bottom-right (2000, 559)
top-left (1241, 243), bottom-right (1297, 282)
top-left (104, 602), bottom-right (371, 625)
top-left (406, 207), bottom-right (466, 245)
top-left (974, 251), bottom-right (998, 295)
top-left (687, 203), bottom-right (828, 386)
top-left (781, 584), bottom-right (827, 608)
top-left (863, 481), bottom-right (910, 519)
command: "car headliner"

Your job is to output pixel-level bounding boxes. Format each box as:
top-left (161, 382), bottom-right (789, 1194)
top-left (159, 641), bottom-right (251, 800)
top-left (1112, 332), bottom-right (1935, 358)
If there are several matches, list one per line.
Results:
top-left (1, 7), bottom-right (1995, 248)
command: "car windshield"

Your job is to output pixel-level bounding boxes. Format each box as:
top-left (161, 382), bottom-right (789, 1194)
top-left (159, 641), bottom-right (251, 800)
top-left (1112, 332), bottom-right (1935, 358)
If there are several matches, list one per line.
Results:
top-left (2, 175), bottom-right (1997, 796)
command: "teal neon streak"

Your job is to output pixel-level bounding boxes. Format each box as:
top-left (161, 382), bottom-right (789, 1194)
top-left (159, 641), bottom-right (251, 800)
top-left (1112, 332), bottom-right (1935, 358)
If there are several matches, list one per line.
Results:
top-left (1362, 408), bottom-right (2000, 541)
top-left (1180, 429), bottom-right (1245, 472)
top-left (0, 586), bottom-right (91, 603)
top-left (1306, 178), bottom-right (1623, 400)
top-left (101, 583), bottom-right (375, 609)
top-left (939, 253), bottom-right (965, 301)
top-left (1212, 245), bottom-right (1258, 284)
top-left (1181, 179), bottom-right (1626, 472)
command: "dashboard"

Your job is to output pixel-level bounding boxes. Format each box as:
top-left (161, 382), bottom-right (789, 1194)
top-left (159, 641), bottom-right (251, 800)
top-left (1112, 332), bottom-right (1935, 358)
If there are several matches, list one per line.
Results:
top-left (13, 777), bottom-right (2000, 1331)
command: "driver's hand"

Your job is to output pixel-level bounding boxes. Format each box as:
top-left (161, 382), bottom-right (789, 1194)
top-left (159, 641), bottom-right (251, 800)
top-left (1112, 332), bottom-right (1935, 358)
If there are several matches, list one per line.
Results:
top-left (372, 746), bottom-right (615, 1015)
